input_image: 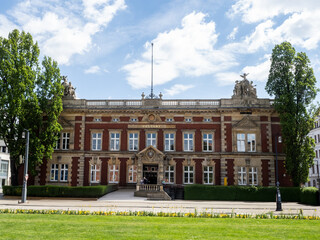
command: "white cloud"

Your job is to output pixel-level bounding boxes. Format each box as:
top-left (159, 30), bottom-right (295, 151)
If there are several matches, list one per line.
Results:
top-left (227, 27), bottom-right (238, 40)
top-left (0, 15), bottom-right (19, 38)
top-left (2, 0), bottom-right (126, 65)
top-left (122, 12), bottom-right (237, 89)
top-left (164, 84), bottom-right (194, 96)
top-left (85, 65), bottom-right (101, 74)
top-left (228, 0), bottom-right (320, 23)
top-left (242, 55), bottom-right (271, 82)
top-left (214, 72), bottom-right (240, 86)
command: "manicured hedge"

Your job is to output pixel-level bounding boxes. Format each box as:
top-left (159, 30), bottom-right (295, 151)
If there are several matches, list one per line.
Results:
top-left (184, 185), bottom-right (301, 202)
top-left (300, 187), bottom-right (319, 206)
top-left (3, 185), bottom-right (118, 198)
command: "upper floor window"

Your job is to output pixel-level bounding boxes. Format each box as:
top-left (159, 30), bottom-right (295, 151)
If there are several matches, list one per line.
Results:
top-left (237, 133), bottom-right (256, 152)
top-left (62, 133), bottom-right (70, 150)
top-left (129, 133), bottom-right (139, 151)
top-left (94, 118), bottom-right (102, 122)
top-left (146, 133), bottom-right (157, 148)
top-left (92, 133), bottom-right (102, 151)
top-left (203, 133), bottom-right (213, 152)
top-left (166, 118), bottom-right (173, 122)
top-left (164, 133), bottom-right (175, 151)
top-left (54, 133), bottom-right (61, 150)
top-left (130, 118), bottom-right (138, 122)
top-left (184, 133), bottom-right (194, 151)
top-left (110, 132), bottom-right (120, 151)
top-left (1, 146), bottom-right (7, 153)
top-left (112, 118), bottom-right (120, 122)
top-left (204, 118), bottom-right (211, 122)
top-left (185, 118), bottom-right (192, 122)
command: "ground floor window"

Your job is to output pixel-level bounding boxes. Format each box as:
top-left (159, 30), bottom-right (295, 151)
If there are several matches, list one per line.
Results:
top-left (238, 166), bottom-right (258, 186)
top-left (91, 164), bottom-right (101, 183)
top-left (109, 164), bottom-right (119, 183)
top-left (60, 164), bottom-right (68, 182)
top-left (238, 167), bottom-right (247, 185)
top-left (165, 166), bottom-right (175, 183)
top-left (50, 164), bottom-right (59, 181)
top-left (128, 165), bottom-right (137, 183)
top-left (203, 166), bottom-right (214, 184)
top-left (184, 166), bottom-right (194, 184)
top-left (248, 167), bottom-right (258, 186)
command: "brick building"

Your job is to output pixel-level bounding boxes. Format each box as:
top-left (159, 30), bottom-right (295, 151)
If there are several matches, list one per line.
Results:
top-left (33, 75), bottom-right (292, 188)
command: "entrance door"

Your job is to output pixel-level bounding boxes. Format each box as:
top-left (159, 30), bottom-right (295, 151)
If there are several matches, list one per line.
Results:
top-left (143, 164), bottom-right (158, 184)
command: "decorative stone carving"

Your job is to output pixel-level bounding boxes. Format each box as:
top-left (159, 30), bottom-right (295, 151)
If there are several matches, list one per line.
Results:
top-left (232, 73), bottom-right (257, 99)
top-left (233, 116), bottom-right (257, 129)
top-left (62, 76), bottom-right (76, 99)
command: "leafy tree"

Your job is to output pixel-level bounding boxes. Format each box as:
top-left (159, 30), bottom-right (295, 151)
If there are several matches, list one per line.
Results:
top-left (0, 29), bottom-right (63, 186)
top-left (266, 41), bottom-right (317, 186)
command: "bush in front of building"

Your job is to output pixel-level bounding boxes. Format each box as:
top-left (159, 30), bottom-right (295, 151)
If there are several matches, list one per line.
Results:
top-left (3, 185), bottom-right (118, 198)
top-left (184, 185), bottom-right (301, 202)
top-left (300, 187), bottom-right (319, 206)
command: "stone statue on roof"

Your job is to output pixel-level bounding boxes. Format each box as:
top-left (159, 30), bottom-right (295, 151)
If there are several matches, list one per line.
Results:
top-left (62, 76), bottom-right (76, 99)
top-left (232, 73), bottom-right (257, 99)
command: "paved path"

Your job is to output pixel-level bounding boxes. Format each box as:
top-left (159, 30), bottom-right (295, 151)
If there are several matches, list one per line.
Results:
top-left (1, 189), bottom-right (319, 216)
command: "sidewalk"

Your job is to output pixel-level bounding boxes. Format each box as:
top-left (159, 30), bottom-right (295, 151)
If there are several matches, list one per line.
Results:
top-left (0, 189), bottom-right (319, 216)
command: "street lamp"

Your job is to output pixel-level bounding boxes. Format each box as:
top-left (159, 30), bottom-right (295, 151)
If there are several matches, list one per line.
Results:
top-left (275, 135), bottom-right (282, 211)
top-left (20, 129), bottom-right (29, 204)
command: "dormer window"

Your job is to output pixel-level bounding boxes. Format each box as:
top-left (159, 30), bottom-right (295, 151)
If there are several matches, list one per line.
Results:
top-left (94, 118), bottom-right (102, 122)
top-left (112, 118), bottom-right (120, 122)
top-left (204, 118), bottom-right (211, 122)
top-left (130, 118), bottom-right (138, 122)
top-left (185, 118), bottom-right (192, 122)
top-left (166, 118), bottom-right (173, 122)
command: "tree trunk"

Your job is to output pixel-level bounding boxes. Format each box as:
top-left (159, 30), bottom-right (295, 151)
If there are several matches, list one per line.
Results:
top-left (10, 156), bottom-right (19, 186)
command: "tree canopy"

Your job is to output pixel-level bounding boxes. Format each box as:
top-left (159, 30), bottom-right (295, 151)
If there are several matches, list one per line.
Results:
top-left (0, 29), bottom-right (63, 185)
top-left (266, 41), bottom-right (317, 186)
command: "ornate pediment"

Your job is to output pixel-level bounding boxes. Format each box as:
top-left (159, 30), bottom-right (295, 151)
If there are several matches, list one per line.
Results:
top-left (141, 113), bottom-right (162, 123)
top-left (233, 116), bottom-right (257, 129)
top-left (59, 116), bottom-right (73, 128)
top-left (136, 145), bottom-right (165, 162)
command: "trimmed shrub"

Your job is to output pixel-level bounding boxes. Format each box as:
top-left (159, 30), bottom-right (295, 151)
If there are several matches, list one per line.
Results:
top-left (300, 187), bottom-right (319, 206)
top-left (184, 185), bottom-right (301, 202)
top-left (3, 185), bottom-right (118, 198)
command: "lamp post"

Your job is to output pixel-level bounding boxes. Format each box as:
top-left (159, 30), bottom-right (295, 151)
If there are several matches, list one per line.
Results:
top-left (275, 135), bottom-right (282, 211)
top-left (20, 129), bottom-right (29, 203)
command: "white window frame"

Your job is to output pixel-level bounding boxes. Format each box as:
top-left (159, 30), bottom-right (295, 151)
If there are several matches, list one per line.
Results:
top-left (62, 132), bottom-right (70, 150)
top-left (91, 164), bottom-right (100, 183)
top-left (109, 164), bottom-right (119, 183)
top-left (238, 167), bottom-right (247, 185)
top-left (184, 166), bottom-right (194, 184)
top-left (54, 133), bottom-right (61, 150)
top-left (92, 132), bottom-right (102, 151)
top-left (60, 164), bottom-right (68, 182)
top-left (247, 134), bottom-right (256, 152)
top-left (165, 166), bottom-right (175, 183)
top-left (249, 167), bottom-right (258, 186)
top-left (164, 133), bottom-right (175, 151)
top-left (128, 165), bottom-right (137, 183)
top-left (203, 133), bottom-right (213, 152)
top-left (237, 133), bottom-right (245, 152)
top-left (110, 132), bottom-right (120, 151)
top-left (183, 133), bottom-right (194, 152)
top-left (50, 164), bottom-right (59, 181)
top-left (129, 133), bottom-right (139, 151)
top-left (146, 132), bottom-right (157, 148)
top-left (203, 166), bottom-right (214, 184)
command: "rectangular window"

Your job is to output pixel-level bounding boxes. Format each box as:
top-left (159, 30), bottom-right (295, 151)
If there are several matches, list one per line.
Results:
top-left (0, 161), bottom-right (8, 178)
top-left (238, 167), bottom-right (247, 185)
top-left (237, 134), bottom-right (245, 152)
top-left (203, 133), bottom-right (213, 152)
top-left (60, 164), bottom-right (68, 181)
top-left (110, 132), bottom-right (120, 151)
top-left (183, 133), bottom-right (194, 151)
top-left (204, 118), bottom-right (211, 122)
top-left (62, 133), bottom-right (70, 150)
top-left (50, 164), bottom-right (58, 181)
top-left (247, 134), bottom-right (256, 152)
top-left (185, 118), bottom-right (192, 122)
top-left (184, 166), bottom-right (194, 184)
top-left (203, 166), bottom-right (214, 184)
top-left (248, 167), bottom-right (258, 186)
top-left (165, 133), bottom-right (175, 151)
top-left (92, 133), bottom-right (102, 150)
top-left (128, 165), bottom-right (137, 183)
top-left (165, 166), bottom-right (175, 183)
top-left (91, 164), bottom-right (101, 183)
top-left (166, 118), bottom-right (173, 122)
top-left (109, 165), bottom-right (119, 183)
top-left (129, 133), bottom-right (139, 151)
top-left (54, 133), bottom-right (61, 150)
top-left (1, 146), bottom-right (6, 153)
top-left (146, 133), bottom-right (157, 148)
top-left (316, 150), bottom-right (318, 158)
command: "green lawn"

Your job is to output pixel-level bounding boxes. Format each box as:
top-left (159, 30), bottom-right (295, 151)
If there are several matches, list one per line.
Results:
top-left (0, 214), bottom-right (320, 239)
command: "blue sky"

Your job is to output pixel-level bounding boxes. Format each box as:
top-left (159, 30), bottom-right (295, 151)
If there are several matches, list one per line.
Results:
top-left (1, 0), bottom-right (320, 100)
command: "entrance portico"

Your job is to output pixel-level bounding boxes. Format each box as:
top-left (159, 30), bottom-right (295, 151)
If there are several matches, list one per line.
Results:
top-left (136, 146), bottom-right (166, 185)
